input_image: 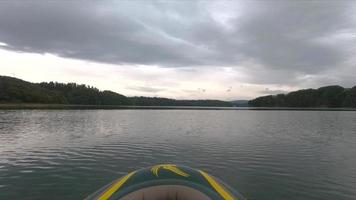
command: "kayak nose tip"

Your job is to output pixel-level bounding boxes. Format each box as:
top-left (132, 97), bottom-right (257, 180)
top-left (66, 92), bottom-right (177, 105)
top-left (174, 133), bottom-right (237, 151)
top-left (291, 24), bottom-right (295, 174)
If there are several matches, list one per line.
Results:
top-left (86, 164), bottom-right (246, 200)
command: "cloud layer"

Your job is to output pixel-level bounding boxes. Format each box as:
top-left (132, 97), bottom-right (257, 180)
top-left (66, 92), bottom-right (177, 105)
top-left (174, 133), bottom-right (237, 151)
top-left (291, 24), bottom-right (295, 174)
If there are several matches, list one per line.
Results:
top-left (1, 0), bottom-right (356, 97)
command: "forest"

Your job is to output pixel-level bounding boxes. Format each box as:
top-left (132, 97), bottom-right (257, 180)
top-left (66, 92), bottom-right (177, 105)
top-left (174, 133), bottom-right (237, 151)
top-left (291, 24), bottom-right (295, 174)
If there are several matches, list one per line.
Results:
top-left (2, 76), bottom-right (356, 108)
top-left (249, 85), bottom-right (356, 107)
top-left (0, 76), bottom-right (232, 107)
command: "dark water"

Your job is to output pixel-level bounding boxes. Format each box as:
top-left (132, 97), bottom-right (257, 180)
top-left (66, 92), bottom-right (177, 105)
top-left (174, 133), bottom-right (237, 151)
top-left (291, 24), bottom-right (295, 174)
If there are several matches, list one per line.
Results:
top-left (1, 110), bottom-right (356, 200)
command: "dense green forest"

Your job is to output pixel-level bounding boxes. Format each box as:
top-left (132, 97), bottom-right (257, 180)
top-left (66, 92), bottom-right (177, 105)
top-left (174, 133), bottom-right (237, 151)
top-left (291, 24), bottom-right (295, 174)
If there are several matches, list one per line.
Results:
top-left (0, 76), bottom-right (231, 107)
top-left (0, 76), bottom-right (67, 104)
top-left (2, 76), bottom-right (355, 108)
top-left (249, 85), bottom-right (356, 107)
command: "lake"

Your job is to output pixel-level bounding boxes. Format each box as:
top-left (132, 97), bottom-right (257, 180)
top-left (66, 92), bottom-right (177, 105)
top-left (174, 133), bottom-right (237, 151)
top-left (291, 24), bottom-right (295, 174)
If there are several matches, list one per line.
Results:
top-left (1, 110), bottom-right (356, 200)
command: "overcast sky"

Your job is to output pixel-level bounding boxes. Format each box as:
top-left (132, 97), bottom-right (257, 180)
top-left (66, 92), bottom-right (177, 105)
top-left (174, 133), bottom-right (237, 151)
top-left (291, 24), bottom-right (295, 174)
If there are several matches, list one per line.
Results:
top-left (1, 1), bottom-right (356, 100)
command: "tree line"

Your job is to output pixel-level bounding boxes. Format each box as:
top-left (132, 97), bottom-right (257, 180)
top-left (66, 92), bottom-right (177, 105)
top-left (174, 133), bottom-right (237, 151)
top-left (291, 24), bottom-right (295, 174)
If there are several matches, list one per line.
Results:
top-left (3, 76), bottom-right (355, 108)
top-left (0, 76), bottom-right (231, 107)
top-left (249, 85), bottom-right (356, 107)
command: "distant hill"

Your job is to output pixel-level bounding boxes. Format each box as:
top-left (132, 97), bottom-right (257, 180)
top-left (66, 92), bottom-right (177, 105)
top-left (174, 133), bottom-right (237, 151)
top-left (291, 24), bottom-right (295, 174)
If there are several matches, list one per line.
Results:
top-left (130, 96), bottom-right (232, 107)
top-left (38, 82), bottom-right (130, 105)
top-left (0, 76), bottom-right (232, 107)
top-left (249, 85), bottom-right (356, 108)
top-left (0, 76), bottom-right (67, 104)
top-left (230, 100), bottom-right (249, 107)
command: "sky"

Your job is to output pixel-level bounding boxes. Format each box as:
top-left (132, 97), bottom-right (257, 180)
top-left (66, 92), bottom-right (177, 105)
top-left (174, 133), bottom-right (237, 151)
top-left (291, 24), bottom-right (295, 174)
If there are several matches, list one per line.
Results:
top-left (1, 1), bottom-right (356, 100)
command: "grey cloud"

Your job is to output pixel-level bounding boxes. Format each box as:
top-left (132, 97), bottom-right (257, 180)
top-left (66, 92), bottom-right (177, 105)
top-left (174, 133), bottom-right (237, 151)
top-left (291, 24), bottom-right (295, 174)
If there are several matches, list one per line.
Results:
top-left (0, 1), bottom-right (203, 66)
top-left (181, 88), bottom-right (207, 94)
top-left (260, 89), bottom-right (290, 95)
top-left (126, 86), bottom-right (165, 93)
top-left (0, 1), bottom-right (356, 86)
top-left (235, 1), bottom-right (353, 73)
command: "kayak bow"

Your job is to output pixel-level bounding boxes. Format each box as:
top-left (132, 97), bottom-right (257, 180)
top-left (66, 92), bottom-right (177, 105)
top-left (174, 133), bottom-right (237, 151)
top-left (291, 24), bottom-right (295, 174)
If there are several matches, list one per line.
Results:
top-left (86, 164), bottom-right (245, 200)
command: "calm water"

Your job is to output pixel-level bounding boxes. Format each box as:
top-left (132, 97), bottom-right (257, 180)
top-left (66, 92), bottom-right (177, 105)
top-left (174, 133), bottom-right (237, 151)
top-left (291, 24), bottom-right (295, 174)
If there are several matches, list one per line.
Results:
top-left (1, 110), bottom-right (356, 200)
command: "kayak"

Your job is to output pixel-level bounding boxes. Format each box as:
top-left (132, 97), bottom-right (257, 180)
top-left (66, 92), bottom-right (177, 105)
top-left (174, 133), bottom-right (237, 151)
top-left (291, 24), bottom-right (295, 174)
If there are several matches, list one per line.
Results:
top-left (86, 164), bottom-right (246, 200)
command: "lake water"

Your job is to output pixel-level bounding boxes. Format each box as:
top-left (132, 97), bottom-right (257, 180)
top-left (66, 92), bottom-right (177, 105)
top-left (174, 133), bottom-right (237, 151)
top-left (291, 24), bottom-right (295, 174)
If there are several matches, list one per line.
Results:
top-left (1, 110), bottom-right (356, 200)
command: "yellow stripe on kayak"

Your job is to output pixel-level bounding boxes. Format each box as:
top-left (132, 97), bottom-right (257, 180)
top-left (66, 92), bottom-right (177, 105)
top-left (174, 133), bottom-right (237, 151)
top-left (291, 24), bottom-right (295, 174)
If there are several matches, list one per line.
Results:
top-left (97, 171), bottom-right (136, 200)
top-left (199, 170), bottom-right (235, 200)
top-left (151, 164), bottom-right (190, 177)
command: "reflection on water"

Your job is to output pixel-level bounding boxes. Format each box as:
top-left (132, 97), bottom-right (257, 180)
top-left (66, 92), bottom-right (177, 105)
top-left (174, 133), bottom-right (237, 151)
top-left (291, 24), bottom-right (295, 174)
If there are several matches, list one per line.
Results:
top-left (1, 110), bottom-right (356, 200)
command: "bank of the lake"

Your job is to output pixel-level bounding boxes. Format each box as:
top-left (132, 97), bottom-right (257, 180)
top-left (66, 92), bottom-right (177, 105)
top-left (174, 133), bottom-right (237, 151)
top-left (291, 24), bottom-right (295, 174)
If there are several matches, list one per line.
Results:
top-left (1, 103), bottom-right (356, 111)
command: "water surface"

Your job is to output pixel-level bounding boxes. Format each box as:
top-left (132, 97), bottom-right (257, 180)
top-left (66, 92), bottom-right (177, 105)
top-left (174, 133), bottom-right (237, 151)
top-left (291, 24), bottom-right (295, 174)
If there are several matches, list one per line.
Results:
top-left (1, 110), bottom-right (356, 200)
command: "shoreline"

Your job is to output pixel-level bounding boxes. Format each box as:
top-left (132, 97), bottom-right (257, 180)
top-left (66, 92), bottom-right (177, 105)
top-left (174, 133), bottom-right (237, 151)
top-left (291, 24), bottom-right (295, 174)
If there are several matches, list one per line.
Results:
top-left (0, 104), bottom-right (356, 111)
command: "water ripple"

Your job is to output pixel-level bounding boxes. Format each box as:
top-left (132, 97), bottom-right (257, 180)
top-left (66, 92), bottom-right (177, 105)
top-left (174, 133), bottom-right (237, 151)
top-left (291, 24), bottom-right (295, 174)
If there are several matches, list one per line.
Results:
top-left (0, 110), bottom-right (356, 200)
